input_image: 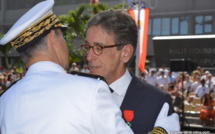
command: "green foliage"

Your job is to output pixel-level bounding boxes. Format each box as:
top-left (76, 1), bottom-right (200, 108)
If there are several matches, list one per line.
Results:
top-left (58, 4), bottom-right (90, 64)
top-left (0, 33), bottom-right (12, 69)
top-left (89, 3), bottom-right (109, 14)
top-left (59, 4), bottom-right (90, 40)
top-left (112, 3), bottom-right (128, 10)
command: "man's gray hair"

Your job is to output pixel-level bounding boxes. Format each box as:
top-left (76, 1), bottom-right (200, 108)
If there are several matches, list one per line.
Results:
top-left (86, 9), bottom-right (138, 67)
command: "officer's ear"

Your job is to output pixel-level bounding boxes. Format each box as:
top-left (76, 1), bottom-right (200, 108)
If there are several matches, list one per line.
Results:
top-left (47, 30), bottom-right (60, 48)
top-left (47, 30), bottom-right (56, 46)
top-left (46, 30), bottom-right (62, 57)
top-left (120, 44), bottom-right (133, 63)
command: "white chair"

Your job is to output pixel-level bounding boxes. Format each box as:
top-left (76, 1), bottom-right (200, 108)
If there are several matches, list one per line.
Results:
top-left (192, 98), bottom-right (201, 106)
top-left (193, 105), bottom-right (202, 113)
top-left (188, 92), bottom-right (196, 97)
top-left (184, 104), bottom-right (194, 113)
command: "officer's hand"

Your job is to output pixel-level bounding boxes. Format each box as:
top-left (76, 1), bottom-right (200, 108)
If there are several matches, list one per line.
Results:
top-left (154, 102), bottom-right (180, 133)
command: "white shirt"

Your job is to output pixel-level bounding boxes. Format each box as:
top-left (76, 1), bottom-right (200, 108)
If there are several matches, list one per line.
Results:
top-left (195, 85), bottom-right (210, 98)
top-left (109, 69), bottom-right (132, 107)
top-left (156, 76), bottom-right (170, 91)
top-left (158, 68), bottom-right (169, 76)
top-left (183, 80), bottom-right (193, 91)
top-left (5, 81), bottom-right (11, 88)
top-left (145, 75), bottom-right (157, 86)
top-left (0, 61), bottom-right (133, 134)
top-left (190, 81), bottom-right (201, 92)
top-left (69, 67), bottom-right (79, 72)
top-left (81, 69), bottom-right (90, 73)
top-left (206, 80), bottom-right (214, 91)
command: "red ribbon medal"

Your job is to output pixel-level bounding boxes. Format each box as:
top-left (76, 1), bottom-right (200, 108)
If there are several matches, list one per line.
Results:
top-left (123, 110), bottom-right (134, 127)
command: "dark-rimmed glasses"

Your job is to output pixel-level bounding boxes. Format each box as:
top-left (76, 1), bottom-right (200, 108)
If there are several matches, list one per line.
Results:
top-left (81, 43), bottom-right (125, 56)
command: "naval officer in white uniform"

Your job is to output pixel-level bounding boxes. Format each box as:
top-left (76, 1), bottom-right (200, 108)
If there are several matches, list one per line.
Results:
top-left (0, 0), bottom-right (133, 133)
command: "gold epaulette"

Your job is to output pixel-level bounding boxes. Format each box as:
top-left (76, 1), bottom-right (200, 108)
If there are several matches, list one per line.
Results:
top-left (148, 127), bottom-right (168, 134)
top-left (70, 71), bottom-right (107, 83)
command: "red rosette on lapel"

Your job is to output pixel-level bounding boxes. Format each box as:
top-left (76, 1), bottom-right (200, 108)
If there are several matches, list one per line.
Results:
top-left (123, 110), bottom-right (134, 127)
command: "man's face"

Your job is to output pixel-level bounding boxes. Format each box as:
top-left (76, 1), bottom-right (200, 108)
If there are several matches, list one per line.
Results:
top-left (161, 72), bottom-right (165, 76)
top-left (151, 71), bottom-right (155, 76)
top-left (85, 25), bottom-right (126, 84)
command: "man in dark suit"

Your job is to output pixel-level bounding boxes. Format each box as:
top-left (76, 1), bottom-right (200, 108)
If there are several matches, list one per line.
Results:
top-left (82, 9), bottom-right (179, 133)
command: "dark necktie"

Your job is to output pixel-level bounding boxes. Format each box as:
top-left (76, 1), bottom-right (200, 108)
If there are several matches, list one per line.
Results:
top-left (109, 87), bottom-right (114, 93)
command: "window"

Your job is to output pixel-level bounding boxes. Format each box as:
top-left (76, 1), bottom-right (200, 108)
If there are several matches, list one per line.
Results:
top-left (180, 17), bottom-right (188, 35)
top-left (195, 16), bottom-right (203, 34)
top-left (171, 18), bottom-right (179, 35)
top-left (152, 18), bottom-right (161, 36)
top-left (162, 18), bottom-right (170, 35)
top-left (149, 16), bottom-right (188, 36)
top-left (195, 15), bottom-right (213, 34)
top-left (204, 15), bottom-right (212, 33)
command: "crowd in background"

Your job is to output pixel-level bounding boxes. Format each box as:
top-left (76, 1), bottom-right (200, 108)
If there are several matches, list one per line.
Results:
top-left (0, 62), bottom-right (90, 94)
top-left (1, 63), bottom-right (214, 126)
top-left (140, 65), bottom-right (215, 127)
top-left (0, 66), bottom-right (25, 92)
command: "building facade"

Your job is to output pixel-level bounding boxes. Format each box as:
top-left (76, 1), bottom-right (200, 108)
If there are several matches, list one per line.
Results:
top-left (0, 0), bottom-right (215, 68)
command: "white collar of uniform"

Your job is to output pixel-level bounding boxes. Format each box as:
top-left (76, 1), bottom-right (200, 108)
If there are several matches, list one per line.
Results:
top-left (109, 69), bottom-right (132, 96)
top-left (26, 61), bottom-right (66, 76)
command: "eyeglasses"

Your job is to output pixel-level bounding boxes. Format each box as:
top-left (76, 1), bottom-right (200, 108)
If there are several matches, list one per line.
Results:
top-left (81, 43), bottom-right (125, 56)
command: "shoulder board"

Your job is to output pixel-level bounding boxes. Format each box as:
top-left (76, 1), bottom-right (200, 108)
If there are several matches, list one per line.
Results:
top-left (70, 71), bottom-right (107, 84)
top-left (0, 80), bottom-right (18, 97)
top-left (148, 127), bottom-right (168, 134)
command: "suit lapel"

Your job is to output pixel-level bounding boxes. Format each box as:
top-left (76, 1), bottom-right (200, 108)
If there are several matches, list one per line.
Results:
top-left (120, 75), bottom-right (145, 117)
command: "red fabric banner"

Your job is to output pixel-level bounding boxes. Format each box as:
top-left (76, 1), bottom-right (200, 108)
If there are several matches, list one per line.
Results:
top-left (128, 9), bottom-right (149, 73)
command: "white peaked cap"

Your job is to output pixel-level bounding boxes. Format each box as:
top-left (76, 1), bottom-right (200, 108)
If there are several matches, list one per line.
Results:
top-left (0, 0), bottom-right (65, 51)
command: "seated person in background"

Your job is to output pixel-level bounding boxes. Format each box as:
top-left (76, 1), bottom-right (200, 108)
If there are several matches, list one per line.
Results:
top-left (167, 85), bottom-right (176, 96)
top-left (167, 71), bottom-right (176, 87)
top-left (145, 70), bottom-right (157, 86)
top-left (195, 79), bottom-right (210, 100)
top-left (156, 71), bottom-right (170, 92)
top-left (206, 74), bottom-right (214, 93)
top-left (190, 76), bottom-right (201, 93)
top-left (200, 94), bottom-right (215, 126)
top-left (173, 91), bottom-right (183, 111)
top-left (191, 70), bottom-right (201, 83)
top-left (184, 96), bottom-right (194, 105)
top-left (183, 74), bottom-right (193, 97)
top-left (69, 62), bottom-right (79, 72)
top-left (201, 71), bottom-right (210, 81)
top-left (81, 64), bottom-right (90, 73)
top-left (174, 72), bottom-right (184, 91)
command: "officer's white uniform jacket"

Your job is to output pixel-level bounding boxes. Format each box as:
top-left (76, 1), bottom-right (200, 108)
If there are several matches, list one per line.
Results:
top-left (0, 61), bottom-right (133, 134)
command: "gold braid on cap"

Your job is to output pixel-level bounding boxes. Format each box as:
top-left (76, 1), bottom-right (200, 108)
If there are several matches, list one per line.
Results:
top-left (148, 127), bottom-right (168, 134)
top-left (11, 13), bottom-right (63, 49)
